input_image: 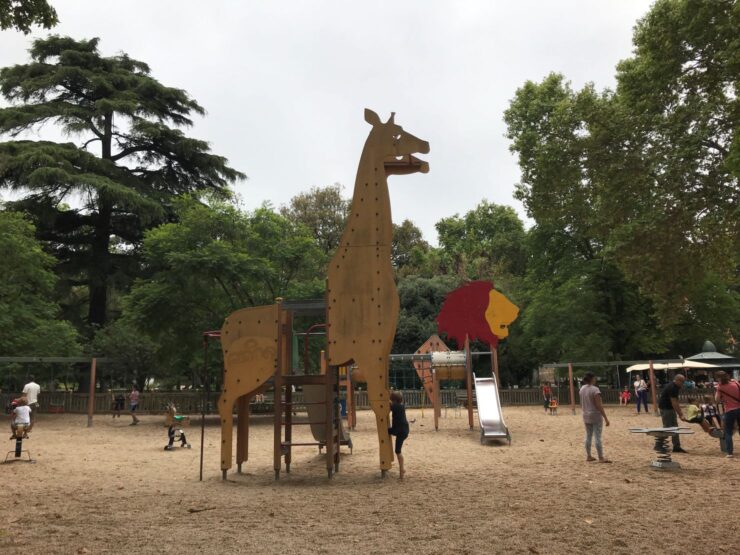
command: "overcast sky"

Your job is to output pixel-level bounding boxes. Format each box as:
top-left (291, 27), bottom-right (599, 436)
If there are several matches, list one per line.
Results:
top-left (0, 0), bottom-right (654, 244)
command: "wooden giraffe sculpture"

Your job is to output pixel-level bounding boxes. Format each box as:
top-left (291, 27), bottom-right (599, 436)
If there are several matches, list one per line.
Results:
top-left (327, 109), bottom-right (429, 474)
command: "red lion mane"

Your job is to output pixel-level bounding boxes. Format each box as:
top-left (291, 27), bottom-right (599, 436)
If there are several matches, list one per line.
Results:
top-left (436, 281), bottom-right (498, 348)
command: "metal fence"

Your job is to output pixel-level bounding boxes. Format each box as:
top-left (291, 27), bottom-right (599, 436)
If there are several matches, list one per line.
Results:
top-left (2, 386), bottom-right (724, 416)
top-left (4, 387), bottom-right (713, 415)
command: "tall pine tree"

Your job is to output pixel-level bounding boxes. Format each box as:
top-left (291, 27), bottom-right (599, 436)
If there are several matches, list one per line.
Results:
top-left (0, 36), bottom-right (244, 329)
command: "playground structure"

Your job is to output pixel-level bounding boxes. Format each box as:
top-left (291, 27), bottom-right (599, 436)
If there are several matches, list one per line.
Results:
top-left (217, 109), bottom-right (430, 479)
top-left (408, 334), bottom-right (511, 443)
top-left (629, 427), bottom-right (694, 470)
top-left (408, 281), bottom-right (519, 436)
top-left (5, 424), bottom-right (34, 464)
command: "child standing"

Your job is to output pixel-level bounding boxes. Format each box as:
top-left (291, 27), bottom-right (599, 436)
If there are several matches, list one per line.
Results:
top-left (388, 391), bottom-right (409, 480)
top-left (128, 384), bottom-right (141, 425)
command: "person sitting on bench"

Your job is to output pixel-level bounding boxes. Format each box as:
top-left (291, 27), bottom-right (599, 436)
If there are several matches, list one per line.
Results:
top-left (10, 397), bottom-right (31, 439)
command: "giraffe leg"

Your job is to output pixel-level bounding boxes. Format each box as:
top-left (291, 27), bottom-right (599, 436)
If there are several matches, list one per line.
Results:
top-left (236, 395), bottom-right (251, 474)
top-left (219, 394), bottom-right (235, 479)
top-left (364, 361), bottom-right (393, 472)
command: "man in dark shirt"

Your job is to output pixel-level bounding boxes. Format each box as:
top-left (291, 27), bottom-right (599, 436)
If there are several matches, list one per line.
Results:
top-left (658, 374), bottom-right (686, 453)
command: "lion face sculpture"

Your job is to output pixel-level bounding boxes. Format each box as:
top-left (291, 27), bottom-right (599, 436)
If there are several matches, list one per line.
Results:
top-left (436, 281), bottom-right (519, 348)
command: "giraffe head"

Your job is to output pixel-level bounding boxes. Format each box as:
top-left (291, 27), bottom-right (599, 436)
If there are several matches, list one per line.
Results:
top-left (364, 108), bottom-right (430, 175)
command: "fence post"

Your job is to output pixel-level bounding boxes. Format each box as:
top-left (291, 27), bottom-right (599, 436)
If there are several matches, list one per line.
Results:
top-left (648, 360), bottom-right (659, 418)
top-left (568, 362), bottom-right (576, 416)
top-left (87, 358), bottom-right (97, 428)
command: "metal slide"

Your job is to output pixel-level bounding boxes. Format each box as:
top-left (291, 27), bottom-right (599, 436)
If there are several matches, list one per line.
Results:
top-left (473, 373), bottom-right (511, 445)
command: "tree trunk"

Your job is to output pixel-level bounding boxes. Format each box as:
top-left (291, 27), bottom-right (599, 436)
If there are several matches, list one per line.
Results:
top-left (88, 201), bottom-right (111, 328)
top-left (87, 113), bottom-right (114, 328)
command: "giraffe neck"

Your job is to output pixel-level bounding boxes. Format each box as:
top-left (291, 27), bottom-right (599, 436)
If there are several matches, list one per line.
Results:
top-left (341, 150), bottom-right (392, 248)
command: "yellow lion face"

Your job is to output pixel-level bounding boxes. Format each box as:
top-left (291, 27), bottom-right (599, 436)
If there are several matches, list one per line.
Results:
top-left (484, 289), bottom-right (519, 339)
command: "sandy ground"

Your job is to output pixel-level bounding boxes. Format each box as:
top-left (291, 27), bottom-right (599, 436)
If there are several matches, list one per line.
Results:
top-left (1, 405), bottom-right (738, 555)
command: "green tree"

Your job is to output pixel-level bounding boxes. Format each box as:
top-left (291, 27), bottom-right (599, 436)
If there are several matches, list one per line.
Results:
top-left (91, 318), bottom-right (156, 390)
top-left (393, 274), bottom-right (462, 355)
top-left (280, 183), bottom-right (349, 256)
top-left (392, 219), bottom-right (429, 271)
top-left (516, 225), bottom-right (666, 365)
top-left (611, 0), bottom-right (739, 320)
top-left (0, 36), bottom-right (243, 330)
top-left (124, 199), bottom-right (322, 380)
top-left (0, 0), bottom-right (57, 33)
top-left (436, 201), bottom-right (528, 290)
top-left (0, 210), bottom-right (79, 356)
top-left (505, 0), bottom-right (739, 327)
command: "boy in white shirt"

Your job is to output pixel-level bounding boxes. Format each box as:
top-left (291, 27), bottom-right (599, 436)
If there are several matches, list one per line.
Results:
top-left (22, 376), bottom-right (41, 430)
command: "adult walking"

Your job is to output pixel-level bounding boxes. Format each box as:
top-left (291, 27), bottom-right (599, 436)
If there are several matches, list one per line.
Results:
top-left (714, 371), bottom-right (740, 459)
top-left (579, 372), bottom-right (610, 463)
top-left (658, 374), bottom-right (687, 453)
top-left (633, 375), bottom-right (649, 414)
top-left (22, 375), bottom-right (41, 431)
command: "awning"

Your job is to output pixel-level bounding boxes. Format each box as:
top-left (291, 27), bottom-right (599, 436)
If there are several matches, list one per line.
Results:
top-left (626, 360), bottom-right (718, 372)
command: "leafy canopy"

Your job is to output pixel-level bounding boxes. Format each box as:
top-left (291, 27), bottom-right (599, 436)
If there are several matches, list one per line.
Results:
top-left (0, 0), bottom-right (57, 33)
top-left (0, 36), bottom-right (243, 327)
top-left (505, 0), bottom-right (739, 327)
top-left (0, 210), bottom-right (79, 356)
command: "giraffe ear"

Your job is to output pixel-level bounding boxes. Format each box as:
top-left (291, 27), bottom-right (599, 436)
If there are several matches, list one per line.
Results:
top-left (364, 108), bottom-right (381, 126)
top-left (387, 112), bottom-right (395, 124)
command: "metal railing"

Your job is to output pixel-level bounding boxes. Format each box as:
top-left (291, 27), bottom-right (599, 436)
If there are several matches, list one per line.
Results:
top-left (0, 387), bottom-right (723, 415)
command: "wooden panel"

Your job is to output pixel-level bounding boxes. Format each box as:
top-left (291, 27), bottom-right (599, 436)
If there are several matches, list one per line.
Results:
top-left (412, 334), bottom-right (450, 404)
top-left (217, 304), bottom-right (279, 475)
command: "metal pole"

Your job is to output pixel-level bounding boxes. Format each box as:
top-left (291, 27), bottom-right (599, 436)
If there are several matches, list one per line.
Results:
top-left (465, 335), bottom-right (474, 430)
top-left (199, 337), bottom-right (209, 481)
top-left (87, 358), bottom-right (97, 427)
top-left (432, 369), bottom-right (440, 431)
top-left (568, 362), bottom-right (576, 416)
top-left (616, 364), bottom-right (621, 390)
top-left (648, 360), bottom-right (659, 418)
top-left (490, 343), bottom-right (500, 384)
